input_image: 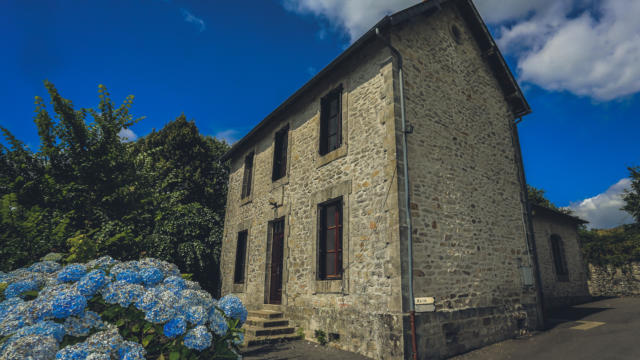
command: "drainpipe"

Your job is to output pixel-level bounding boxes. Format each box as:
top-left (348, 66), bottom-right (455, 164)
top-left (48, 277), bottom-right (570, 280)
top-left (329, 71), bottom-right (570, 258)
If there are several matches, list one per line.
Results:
top-left (375, 27), bottom-right (418, 360)
top-left (512, 118), bottom-right (546, 329)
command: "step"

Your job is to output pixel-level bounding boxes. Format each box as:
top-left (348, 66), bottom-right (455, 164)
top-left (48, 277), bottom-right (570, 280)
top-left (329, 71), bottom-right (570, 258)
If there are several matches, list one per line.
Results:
top-left (247, 310), bottom-right (283, 319)
top-left (245, 317), bottom-right (290, 328)
top-left (261, 304), bottom-right (282, 311)
top-left (244, 333), bottom-right (302, 347)
top-left (245, 325), bottom-right (295, 337)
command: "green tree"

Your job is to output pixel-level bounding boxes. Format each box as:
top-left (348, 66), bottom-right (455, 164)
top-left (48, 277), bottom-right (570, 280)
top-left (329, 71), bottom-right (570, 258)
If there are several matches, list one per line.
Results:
top-left (133, 116), bottom-right (229, 295)
top-left (622, 166), bottom-right (640, 223)
top-left (0, 82), bottom-right (230, 295)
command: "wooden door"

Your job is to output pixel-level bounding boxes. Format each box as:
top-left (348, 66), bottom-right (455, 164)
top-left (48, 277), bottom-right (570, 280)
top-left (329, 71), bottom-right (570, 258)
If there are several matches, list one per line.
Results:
top-left (269, 219), bottom-right (285, 304)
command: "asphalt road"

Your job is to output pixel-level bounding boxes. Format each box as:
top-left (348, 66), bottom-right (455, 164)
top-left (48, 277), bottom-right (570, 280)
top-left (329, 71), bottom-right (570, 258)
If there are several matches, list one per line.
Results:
top-left (453, 297), bottom-right (640, 360)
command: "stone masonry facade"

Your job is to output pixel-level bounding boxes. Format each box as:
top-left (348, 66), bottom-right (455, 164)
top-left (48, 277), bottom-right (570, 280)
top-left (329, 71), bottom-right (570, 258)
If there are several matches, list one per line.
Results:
top-left (392, 3), bottom-right (539, 358)
top-left (220, 1), bottom-right (541, 359)
top-left (531, 207), bottom-right (591, 310)
top-left (220, 38), bottom-right (406, 358)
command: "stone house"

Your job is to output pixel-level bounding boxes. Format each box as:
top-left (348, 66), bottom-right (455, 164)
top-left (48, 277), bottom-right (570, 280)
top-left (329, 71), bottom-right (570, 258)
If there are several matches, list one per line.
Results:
top-left (530, 204), bottom-right (591, 310)
top-left (219, 0), bottom-right (543, 358)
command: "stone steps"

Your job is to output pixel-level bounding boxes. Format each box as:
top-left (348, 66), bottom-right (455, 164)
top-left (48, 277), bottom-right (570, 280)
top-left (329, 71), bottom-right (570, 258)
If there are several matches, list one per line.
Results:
top-left (242, 307), bottom-right (300, 347)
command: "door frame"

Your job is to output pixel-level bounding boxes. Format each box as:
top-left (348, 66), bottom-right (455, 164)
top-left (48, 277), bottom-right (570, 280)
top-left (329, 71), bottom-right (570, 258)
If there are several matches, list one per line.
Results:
top-left (265, 216), bottom-right (287, 305)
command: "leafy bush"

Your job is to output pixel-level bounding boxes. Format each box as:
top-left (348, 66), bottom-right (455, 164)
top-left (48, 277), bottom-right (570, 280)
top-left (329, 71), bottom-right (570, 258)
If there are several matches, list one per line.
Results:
top-left (0, 256), bottom-right (245, 359)
top-left (314, 330), bottom-right (327, 345)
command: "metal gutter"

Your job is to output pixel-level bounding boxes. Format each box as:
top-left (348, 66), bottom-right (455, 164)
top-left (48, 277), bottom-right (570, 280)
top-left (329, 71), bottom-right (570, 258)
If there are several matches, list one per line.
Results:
top-left (374, 25), bottom-right (418, 360)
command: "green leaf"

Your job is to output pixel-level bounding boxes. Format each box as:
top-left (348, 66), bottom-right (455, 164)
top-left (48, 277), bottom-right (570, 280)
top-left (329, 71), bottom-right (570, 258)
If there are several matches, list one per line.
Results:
top-left (142, 335), bottom-right (154, 347)
top-left (169, 352), bottom-right (180, 360)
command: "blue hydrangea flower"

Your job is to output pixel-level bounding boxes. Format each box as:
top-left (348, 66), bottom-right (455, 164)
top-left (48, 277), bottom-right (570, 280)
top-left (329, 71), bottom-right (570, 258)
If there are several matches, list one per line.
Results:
top-left (183, 325), bottom-right (212, 351)
top-left (76, 270), bottom-right (108, 297)
top-left (138, 258), bottom-right (180, 278)
top-left (83, 326), bottom-right (123, 356)
top-left (57, 264), bottom-right (87, 283)
top-left (86, 353), bottom-right (110, 360)
top-left (101, 281), bottom-right (144, 307)
top-left (163, 317), bottom-right (187, 339)
top-left (134, 288), bottom-right (161, 312)
top-left (55, 344), bottom-right (89, 360)
top-left (4, 280), bottom-right (39, 298)
top-left (0, 298), bottom-right (24, 319)
top-left (28, 261), bottom-right (62, 274)
top-left (85, 256), bottom-right (118, 271)
top-left (64, 311), bottom-right (104, 337)
top-left (162, 276), bottom-right (186, 293)
top-left (51, 290), bottom-right (87, 318)
top-left (217, 295), bottom-right (248, 325)
top-left (185, 305), bottom-right (208, 326)
top-left (0, 334), bottom-right (59, 360)
top-left (208, 309), bottom-right (229, 336)
top-left (117, 341), bottom-right (146, 360)
top-left (9, 320), bottom-right (66, 343)
top-left (115, 270), bottom-right (143, 285)
top-left (144, 302), bottom-right (176, 324)
top-left (139, 267), bottom-right (163, 286)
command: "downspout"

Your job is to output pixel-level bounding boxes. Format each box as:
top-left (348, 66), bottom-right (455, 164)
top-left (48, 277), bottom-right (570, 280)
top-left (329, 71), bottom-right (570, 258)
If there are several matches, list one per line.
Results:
top-left (375, 27), bottom-right (418, 360)
top-left (512, 117), bottom-right (546, 330)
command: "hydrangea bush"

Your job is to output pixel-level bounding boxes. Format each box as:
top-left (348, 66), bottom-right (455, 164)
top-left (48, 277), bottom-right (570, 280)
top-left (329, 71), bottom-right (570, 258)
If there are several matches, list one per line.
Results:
top-left (0, 257), bottom-right (246, 359)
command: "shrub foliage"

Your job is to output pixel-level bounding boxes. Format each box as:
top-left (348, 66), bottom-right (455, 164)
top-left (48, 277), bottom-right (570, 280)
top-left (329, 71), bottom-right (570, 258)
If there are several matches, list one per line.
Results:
top-left (0, 82), bottom-right (230, 295)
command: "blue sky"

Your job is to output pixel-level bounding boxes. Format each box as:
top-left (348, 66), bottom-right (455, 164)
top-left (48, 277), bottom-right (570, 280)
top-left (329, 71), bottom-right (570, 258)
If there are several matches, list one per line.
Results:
top-left (1, 0), bottom-right (638, 228)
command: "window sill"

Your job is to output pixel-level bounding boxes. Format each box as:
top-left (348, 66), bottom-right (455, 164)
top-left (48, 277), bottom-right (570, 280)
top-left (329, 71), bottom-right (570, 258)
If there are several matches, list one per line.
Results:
top-left (240, 195), bottom-right (253, 206)
top-left (232, 283), bottom-right (245, 293)
top-left (316, 145), bottom-right (347, 168)
top-left (271, 175), bottom-right (289, 190)
top-left (314, 279), bottom-right (344, 294)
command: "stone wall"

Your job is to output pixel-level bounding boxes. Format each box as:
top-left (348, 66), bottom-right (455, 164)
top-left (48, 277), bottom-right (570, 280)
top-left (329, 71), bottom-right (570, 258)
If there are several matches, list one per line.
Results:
top-left (219, 37), bottom-right (406, 359)
top-left (531, 210), bottom-right (591, 309)
top-left (391, 3), bottom-right (539, 358)
top-left (588, 263), bottom-right (640, 297)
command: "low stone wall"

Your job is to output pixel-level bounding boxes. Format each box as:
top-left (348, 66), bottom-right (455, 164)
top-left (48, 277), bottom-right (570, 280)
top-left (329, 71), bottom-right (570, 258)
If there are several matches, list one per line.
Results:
top-left (588, 263), bottom-right (640, 297)
top-left (407, 304), bottom-right (537, 359)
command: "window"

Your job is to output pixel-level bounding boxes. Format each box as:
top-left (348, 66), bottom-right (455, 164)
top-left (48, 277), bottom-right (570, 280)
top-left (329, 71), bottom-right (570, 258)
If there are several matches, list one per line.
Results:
top-left (550, 234), bottom-right (568, 280)
top-left (318, 198), bottom-right (343, 279)
top-left (272, 125), bottom-right (289, 181)
top-left (233, 230), bottom-right (248, 284)
top-left (319, 86), bottom-right (342, 155)
top-left (241, 152), bottom-right (254, 199)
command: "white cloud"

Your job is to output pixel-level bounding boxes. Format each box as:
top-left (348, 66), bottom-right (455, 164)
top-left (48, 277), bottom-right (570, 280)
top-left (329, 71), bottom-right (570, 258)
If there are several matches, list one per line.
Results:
top-left (568, 178), bottom-right (634, 229)
top-left (118, 128), bottom-right (137, 142)
top-left (496, 0), bottom-right (640, 101)
top-left (180, 8), bottom-right (206, 32)
top-left (215, 129), bottom-right (239, 144)
top-left (282, 0), bottom-right (640, 101)
top-left (282, 0), bottom-right (421, 41)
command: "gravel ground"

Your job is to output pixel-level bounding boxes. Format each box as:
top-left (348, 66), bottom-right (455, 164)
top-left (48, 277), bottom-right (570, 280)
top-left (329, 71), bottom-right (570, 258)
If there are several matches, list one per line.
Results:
top-left (241, 340), bottom-right (371, 360)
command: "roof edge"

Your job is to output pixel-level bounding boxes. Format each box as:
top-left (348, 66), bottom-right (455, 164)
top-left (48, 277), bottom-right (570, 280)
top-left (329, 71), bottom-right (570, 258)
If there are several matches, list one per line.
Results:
top-left (531, 204), bottom-right (588, 225)
top-left (221, 0), bottom-right (531, 161)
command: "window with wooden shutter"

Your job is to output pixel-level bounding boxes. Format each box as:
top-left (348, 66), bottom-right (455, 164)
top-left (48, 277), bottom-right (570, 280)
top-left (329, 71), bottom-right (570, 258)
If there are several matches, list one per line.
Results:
top-left (234, 230), bottom-right (248, 284)
top-left (241, 152), bottom-right (254, 199)
top-left (318, 198), bottom-right (342, 279)
top-left (272, 125), bottom-right (289, 181)
top-left (320, 86), bottom-right (342, 156)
